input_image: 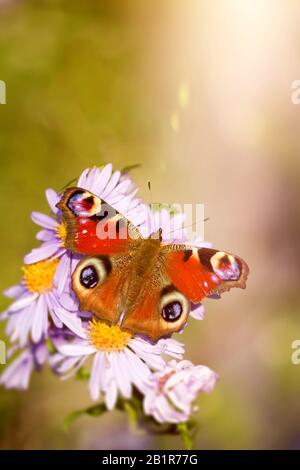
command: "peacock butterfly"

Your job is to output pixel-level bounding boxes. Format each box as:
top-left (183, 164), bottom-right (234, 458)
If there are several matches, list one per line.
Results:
top-left (57, 187), bottom-right (249, 341)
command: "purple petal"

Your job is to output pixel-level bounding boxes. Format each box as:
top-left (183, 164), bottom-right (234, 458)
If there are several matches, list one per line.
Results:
top-left (45, 188), bottom-right (60, 215)
top-left (105, 193), bottom-right (123, 205)
top-left (54, 355), bottom-right (83, 375)
top-left (54, 254), bottom-right (71, 295)
top-left (35, 343), bottom-right (48, 366)
top-left (45, 293), bottom-right (63, 328)
top-left (57, 290), bottom-right (79, 312)
top-left (208, 293), bottom-right (221, 299)
top-left (48, 247), bottom-right (66, 261)
top-left (58, 341), bottom-right (95, 356)
top-left (123, 348), bottom-right (151, 383)
top-left (0, 351), bottom-right (33, 390)
top-left (31, 211), bottom-right (58, 230)
top-left (8, 293), bottom-right (37, 312)
top-left (36, 229), bottom-right (55, 242)
top-left (115, 178), bottom-right (134, 194)
top-left (113, 191), bottom-right (138, 213)
top-left (111, 352), bottom-right (132, 399)
top-left (3, 284), bottom-right (25, 299)
top-left (0, 310), bottom-right (8, 321)
top-left (19, 303), bottom-right (36, 346)
top-left (127, 207), bottom-right (148, 227)
top-left (89, 352), bottom-right (104, 401)
top-left (54, 308), bottom-right (86, 338)
top-left (71, 254), bottom-right (82, 273)
top-left (125, 195), bottom-right (142, 212)
top-left (105, 380), bottom-right (118, 410)
top-left (24, 242), bottom-right (59, 264)
top-left (31, 295), bottom-right (48, 343)
top-left (92, 164), bottom-right (113, 196)
top-left (77, 168), bottom-right (90, 187)
top-left (78, 311), bottom-right (93, 320)
top-left (82, 167), bottom-right (99, 193)
top-left (50, 311), bottom-right (64, 328)
top-left (190, 304), bottom-right (206, 320)
top-left (101, 170), bottom-right (121, 199)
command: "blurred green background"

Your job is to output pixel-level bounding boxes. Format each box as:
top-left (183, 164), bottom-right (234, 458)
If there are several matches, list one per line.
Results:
top-left (1, 0), bottom-right (300, 449)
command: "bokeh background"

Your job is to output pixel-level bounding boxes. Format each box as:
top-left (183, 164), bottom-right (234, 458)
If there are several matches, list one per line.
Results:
top-left (1, 0), bottom-right (300, 450)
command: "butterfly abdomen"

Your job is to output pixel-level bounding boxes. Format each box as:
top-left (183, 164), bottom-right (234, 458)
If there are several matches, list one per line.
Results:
top-left (125, 239), bottom-right (163, 306)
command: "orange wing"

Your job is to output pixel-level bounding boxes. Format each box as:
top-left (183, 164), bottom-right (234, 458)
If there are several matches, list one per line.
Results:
top-left (57, 187), bottom-right (141, 255)
top-left (121, 282), bottom-right (191, 341)
top-left (72, 255), bottom-right (128, 324)
top-left (164, 247), bottom-right (249, 303)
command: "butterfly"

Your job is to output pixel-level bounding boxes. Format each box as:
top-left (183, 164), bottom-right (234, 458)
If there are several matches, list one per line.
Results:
top-left (57, 187), bottom-right (249, 341)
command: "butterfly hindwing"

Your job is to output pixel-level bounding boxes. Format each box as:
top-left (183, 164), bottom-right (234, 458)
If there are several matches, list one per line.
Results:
top-left (71, 238), bottom-right (192, 341)
top-left (122, 245), bottom-right (249, 340)
top-left (121, 279), bottom-right (191, 341)
top-left (72, 254), bottom-right (128, 325)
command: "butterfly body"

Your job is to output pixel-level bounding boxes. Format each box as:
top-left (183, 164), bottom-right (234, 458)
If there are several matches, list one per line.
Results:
top-left (57, 187), bottom-right (249, 341)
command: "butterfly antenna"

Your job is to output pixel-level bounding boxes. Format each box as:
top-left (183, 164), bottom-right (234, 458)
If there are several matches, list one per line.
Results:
top-left (168, 218), bottom-right (210, 236)
top-left (147, 180), bottom-right (153, 207)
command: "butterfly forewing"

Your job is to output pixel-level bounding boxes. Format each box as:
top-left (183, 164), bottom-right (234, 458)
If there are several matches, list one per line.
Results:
top-left (57, 187), bottom-right (141, 255)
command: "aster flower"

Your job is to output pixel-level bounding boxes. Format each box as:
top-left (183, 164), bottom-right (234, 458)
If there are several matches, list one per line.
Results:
top-left (51, 318), bottom-right (184, 410)
top-left (1, 258), bottom-right (83, 346)
top-left (143, 359), bottom-right (218, 423)
top-left (24, 164), bottom-right (148, 295)
top-left (0, 162), bottom-right (221, 448)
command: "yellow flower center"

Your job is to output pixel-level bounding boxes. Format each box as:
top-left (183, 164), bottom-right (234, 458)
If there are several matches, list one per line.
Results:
top-left (55, 222), bottom-right (67, 246)
top-left (88, 318), bottom-right (132, 352)
top-left (22, 258), bottom-right (59, 294)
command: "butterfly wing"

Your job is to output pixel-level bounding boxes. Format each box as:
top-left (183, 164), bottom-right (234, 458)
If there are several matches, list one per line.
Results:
top-left (71, 238), bottom-right (192, 341)
top-left (69, 242), bottom-right (249, 341)
top-left (57, 187), bottom-right (141, 255)
top-left (120, 277), bottom-right (191, 340)
top-left (59, 188), bottom-right (249, 340)
top-left (121, 245), bottom-right (248, 340)
top-left (72, 254), bottom-right (129, 325)
top-left (163, 246), bottom-right (249, 303)
top-left (58, 187), bottom-right (146, 329)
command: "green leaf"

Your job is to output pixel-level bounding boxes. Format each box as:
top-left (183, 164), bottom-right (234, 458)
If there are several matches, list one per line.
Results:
top-left (63, 410), bottom-right (85, 432)
top-left (45, 337), bottom-right (56, 354)
top-left (121, 164), bottom-right (141, 174)
top-left (177, 421), bottom-right (198, 450)
top-left (86, 403), bottom-right (107, 417)
top-left (63, 392), bottom-right (198, 451)
top-left (60, 177), bottom-right (78, 190)
top-left (123, 400), bottom-right (139, 429)
top-left (76, 367), bottom-right (90, 381)
top-left (63, 403), bottom-right (107, 432)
